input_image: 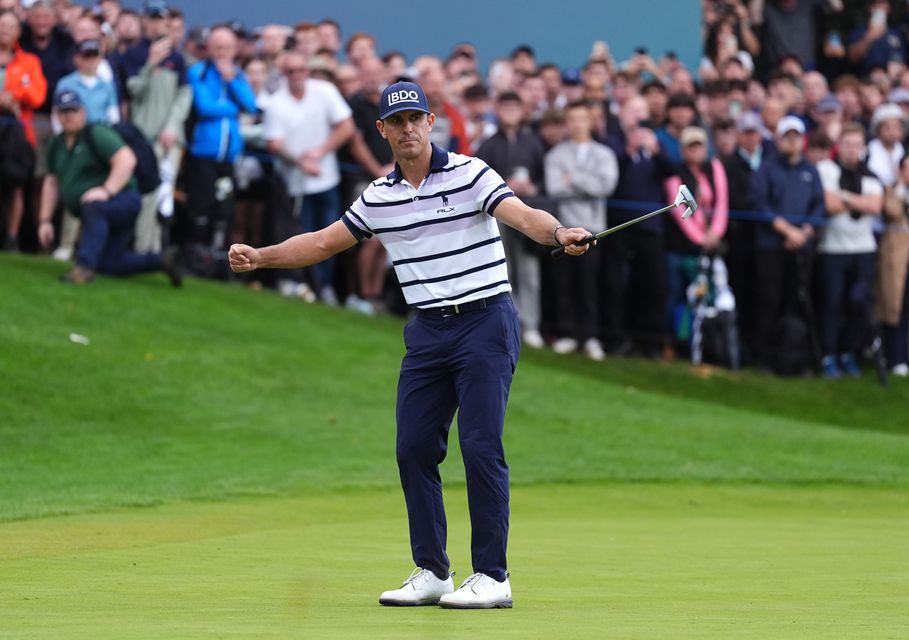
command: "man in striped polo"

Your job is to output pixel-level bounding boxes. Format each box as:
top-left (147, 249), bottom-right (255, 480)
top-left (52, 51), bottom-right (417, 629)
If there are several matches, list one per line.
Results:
top-left (228, 81), bottom-right (594, 609)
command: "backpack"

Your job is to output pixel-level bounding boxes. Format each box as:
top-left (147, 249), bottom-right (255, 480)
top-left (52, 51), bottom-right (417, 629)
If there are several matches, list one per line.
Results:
top-left (0, 115), bottom-right (35, 188)
top-left (84, 122), bottom-right (161, 195)
top-left (770, 312), bottom-right (813, 376)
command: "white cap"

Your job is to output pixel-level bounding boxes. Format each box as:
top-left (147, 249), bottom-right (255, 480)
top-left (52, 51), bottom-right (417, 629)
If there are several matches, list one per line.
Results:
top-left (775, 115), bottom-right (806, 137)
top-left (871, 103), bottom-right (907, 131)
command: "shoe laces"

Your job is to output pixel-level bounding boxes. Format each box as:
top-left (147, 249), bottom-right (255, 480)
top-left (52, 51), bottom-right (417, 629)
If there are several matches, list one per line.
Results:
top-left (402, 568), bottom-right (433, 588)
top-left (458, 572), bottom-right (486, 591)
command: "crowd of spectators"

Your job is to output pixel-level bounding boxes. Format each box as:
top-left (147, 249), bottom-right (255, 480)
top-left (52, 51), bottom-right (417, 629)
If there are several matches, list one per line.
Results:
top-left (4, 0), bottom-right (909, 379)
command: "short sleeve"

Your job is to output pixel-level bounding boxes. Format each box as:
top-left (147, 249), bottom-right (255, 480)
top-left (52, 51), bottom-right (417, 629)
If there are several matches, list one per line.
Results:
top-left (816, 160), bottom-right (840, 192)
top-left (46, 136), bottom-right (60, 175)
top-left (262, 100), bottom-right (284, 142)
top-left (90, 125), bottom-right (126, 160)
top-left (323, 82), bottom-right (353, 125)
top-left (341, 189), bottom-right (375, 242)
top-left (862, 175), bottom-right (884, 196)
top-left (472, 160), bottom-right (515, 215)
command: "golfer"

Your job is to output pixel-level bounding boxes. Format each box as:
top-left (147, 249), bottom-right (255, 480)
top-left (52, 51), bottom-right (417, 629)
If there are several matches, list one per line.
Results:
top-left (228, 81), bottom-right (594, 609)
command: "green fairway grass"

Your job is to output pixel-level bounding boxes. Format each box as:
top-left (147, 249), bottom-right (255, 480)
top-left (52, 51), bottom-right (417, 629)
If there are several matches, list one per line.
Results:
top-left (2, 253), bottom-right (909, 638)
top-left (2, 485), bottom-right (907, 639)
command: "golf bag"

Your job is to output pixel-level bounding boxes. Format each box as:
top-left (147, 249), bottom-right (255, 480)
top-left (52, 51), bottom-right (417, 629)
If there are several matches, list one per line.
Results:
top-left (687, 255), bottom-right (741, 369)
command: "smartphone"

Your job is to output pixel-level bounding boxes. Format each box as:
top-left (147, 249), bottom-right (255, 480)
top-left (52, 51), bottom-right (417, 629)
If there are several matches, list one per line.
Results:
top-left (635, 46), bottom-right (648, 56)
top-left (827, 32), bottom-right (842, 48)
top-left (872, 8), bottom-right (887, 28)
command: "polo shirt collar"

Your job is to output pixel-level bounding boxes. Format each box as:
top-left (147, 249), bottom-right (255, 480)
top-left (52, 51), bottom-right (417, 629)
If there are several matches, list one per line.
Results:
top-left (387, 143), bottom-right (449, 183)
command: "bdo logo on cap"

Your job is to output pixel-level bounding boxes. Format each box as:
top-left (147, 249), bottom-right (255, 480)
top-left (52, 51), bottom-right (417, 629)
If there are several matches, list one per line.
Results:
top-left (387, 89), bottom-right (420, 106)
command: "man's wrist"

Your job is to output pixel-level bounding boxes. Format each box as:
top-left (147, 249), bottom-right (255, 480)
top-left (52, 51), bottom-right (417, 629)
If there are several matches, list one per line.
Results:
top-left (101, 184), bottom-right (113, 197)
top-left (552, 224), bottom-right (566, 246)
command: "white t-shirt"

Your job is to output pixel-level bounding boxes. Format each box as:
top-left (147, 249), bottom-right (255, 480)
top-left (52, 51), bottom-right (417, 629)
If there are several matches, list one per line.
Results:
top-left (866, 138), bottom-right (904, 188)
top-left (816, 158), bottom-right (882, 254)
top-left (263, 79), bottom-right (352, 196)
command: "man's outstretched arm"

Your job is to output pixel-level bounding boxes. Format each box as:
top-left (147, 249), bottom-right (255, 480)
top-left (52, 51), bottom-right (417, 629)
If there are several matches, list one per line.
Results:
top-left (229, 220), bottom-right (358, 272)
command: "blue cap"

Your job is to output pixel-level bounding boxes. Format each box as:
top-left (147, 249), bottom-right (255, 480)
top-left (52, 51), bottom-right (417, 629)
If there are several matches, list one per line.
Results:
top-left (816, 94), bottom-right (842, 113)
top-left (143, 0), bottom-right (168, 17)
top-left (55, 90), bottom-right (83, 110)
top-left (379, 81), bottom-right (430, 120)
top-left (561, 68), bottom-right (581, 86)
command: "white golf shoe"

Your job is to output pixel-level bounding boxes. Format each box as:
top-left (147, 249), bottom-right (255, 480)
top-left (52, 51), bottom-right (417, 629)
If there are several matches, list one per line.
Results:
top-left (438, 572), bottom-right (512, 609)
top-left (378, 568), bottom-right (454, 606)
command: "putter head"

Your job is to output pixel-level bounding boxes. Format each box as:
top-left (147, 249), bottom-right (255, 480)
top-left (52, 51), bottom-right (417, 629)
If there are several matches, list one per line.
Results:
top-left (674, 184), bottom-right (698, 219)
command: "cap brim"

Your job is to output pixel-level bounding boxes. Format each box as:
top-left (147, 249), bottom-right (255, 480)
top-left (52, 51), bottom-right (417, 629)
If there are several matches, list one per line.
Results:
top-left (380, 105), bottom-right (430, 120)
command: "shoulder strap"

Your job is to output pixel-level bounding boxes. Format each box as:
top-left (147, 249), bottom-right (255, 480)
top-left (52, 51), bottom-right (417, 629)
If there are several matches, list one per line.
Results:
top-left (82, 123), bottom-right (105, 166)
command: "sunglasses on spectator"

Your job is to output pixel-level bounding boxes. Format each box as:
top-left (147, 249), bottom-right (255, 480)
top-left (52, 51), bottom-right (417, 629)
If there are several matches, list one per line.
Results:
top-left (285, 67), bottom-right (308, 74)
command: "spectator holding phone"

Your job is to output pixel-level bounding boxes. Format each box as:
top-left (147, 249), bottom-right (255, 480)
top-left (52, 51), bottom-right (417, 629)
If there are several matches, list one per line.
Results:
top-left (848, 1), bottom-right (907, 78)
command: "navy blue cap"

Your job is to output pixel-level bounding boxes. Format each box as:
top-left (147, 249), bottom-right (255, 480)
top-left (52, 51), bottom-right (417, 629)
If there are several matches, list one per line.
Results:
top-left (142, 0), bottom-right (169, 18)
top-left (143, 0), bottom-right (168, 17)
top-left (379, 81), bottom-right (430, 120)
top-left (55, 90), bottom-right (84, 110)
top-left (561, 68), bottom-right (581, 86)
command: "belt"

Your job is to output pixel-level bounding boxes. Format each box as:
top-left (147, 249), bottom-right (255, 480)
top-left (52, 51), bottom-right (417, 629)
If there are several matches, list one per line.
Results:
top-left (418, 292), bottom-right (510, 318)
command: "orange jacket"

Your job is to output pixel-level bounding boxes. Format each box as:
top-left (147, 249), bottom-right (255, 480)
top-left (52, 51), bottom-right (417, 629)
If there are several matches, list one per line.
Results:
top-left (3, 44), bottom-right (47, 146)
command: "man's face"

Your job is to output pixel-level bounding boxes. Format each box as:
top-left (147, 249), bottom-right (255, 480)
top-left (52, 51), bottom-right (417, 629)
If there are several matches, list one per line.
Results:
top-left (582, 62), bottom-right (608, 92)
top-left (59, 107), bottom-right (86, 134)
top-left (838, 131), bottom-right (866, 166)
top-left (348, 37), bottom-right (375, 65)
top-left (777, 130), bottom-right (803, 157)
top-left (169, 16), bottom-right (185, 43)
top-left (116, 14), bottom-right (141, 42)
top-left (144, 15), bottom-right (168, 41)
top-left (668, 105), bottom-right (695, 129)
top-left (540, 67), bottom-right (561, 97)
top-left (495, 100), bottom-right (523, 129)
top-left (878, 118), bottom-right (905, 145)
top-left (283, 56), bottom-right (309, 93)
top-left (72, 17), bottom-right (101, 44)
top-left (738, 129), bottom-right (762, 154)
top-left (358, 57), bottom-right (385, 95)
top-left (75, 47), bottom-right (101, 74)
top-left (317, 23), bottom-right (340, 52)
top-left (26, 6), bottom-right (55, 37)
top-left (520, 77), bottom-right (546, 107)
top-left (565, 105), bottom-right (592, 141)
top-left (377, 110), bottom-right (435, 162)
top-left (207, 28), bottom-right (237, 64)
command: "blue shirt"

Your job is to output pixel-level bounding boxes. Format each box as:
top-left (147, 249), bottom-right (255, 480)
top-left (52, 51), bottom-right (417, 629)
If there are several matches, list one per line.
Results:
top-left (847, 26), bottom-right (907, 77)
top-left (751, 153), bottom-right (825, 250)
top-left (55, 73), bottom-right (119, 124)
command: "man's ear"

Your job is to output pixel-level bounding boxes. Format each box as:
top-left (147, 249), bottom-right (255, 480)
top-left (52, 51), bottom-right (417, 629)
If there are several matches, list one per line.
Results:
top-left (376, 119), bottom-right (387, 139)
top-left (426, 112), bottom-right (435, 132)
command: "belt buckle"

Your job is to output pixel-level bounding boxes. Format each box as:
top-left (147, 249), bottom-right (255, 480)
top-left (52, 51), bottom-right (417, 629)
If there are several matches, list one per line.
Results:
top-left (442, 303), bottom-right (459, 318)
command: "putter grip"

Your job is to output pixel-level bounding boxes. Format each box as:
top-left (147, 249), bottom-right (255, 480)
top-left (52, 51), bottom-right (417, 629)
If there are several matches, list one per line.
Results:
top-left (550, 235), bottom-right (595, 258)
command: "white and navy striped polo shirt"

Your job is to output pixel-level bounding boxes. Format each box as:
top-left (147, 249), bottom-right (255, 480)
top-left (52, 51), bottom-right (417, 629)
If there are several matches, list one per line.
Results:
top-left (342, 144), bottom-right (516, 309)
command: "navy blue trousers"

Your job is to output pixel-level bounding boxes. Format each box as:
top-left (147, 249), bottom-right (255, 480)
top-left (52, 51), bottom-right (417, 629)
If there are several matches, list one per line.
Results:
top-left (78, 190), bottom-right (162, 275)
top-left (819, 252), bottom-right (876, 356)
top-left (396, 294), bottom-right (520, 583)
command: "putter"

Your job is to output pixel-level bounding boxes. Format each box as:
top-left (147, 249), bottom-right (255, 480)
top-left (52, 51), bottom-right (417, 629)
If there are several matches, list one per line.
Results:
top-left (551, 184), bottom-right (698, 257)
